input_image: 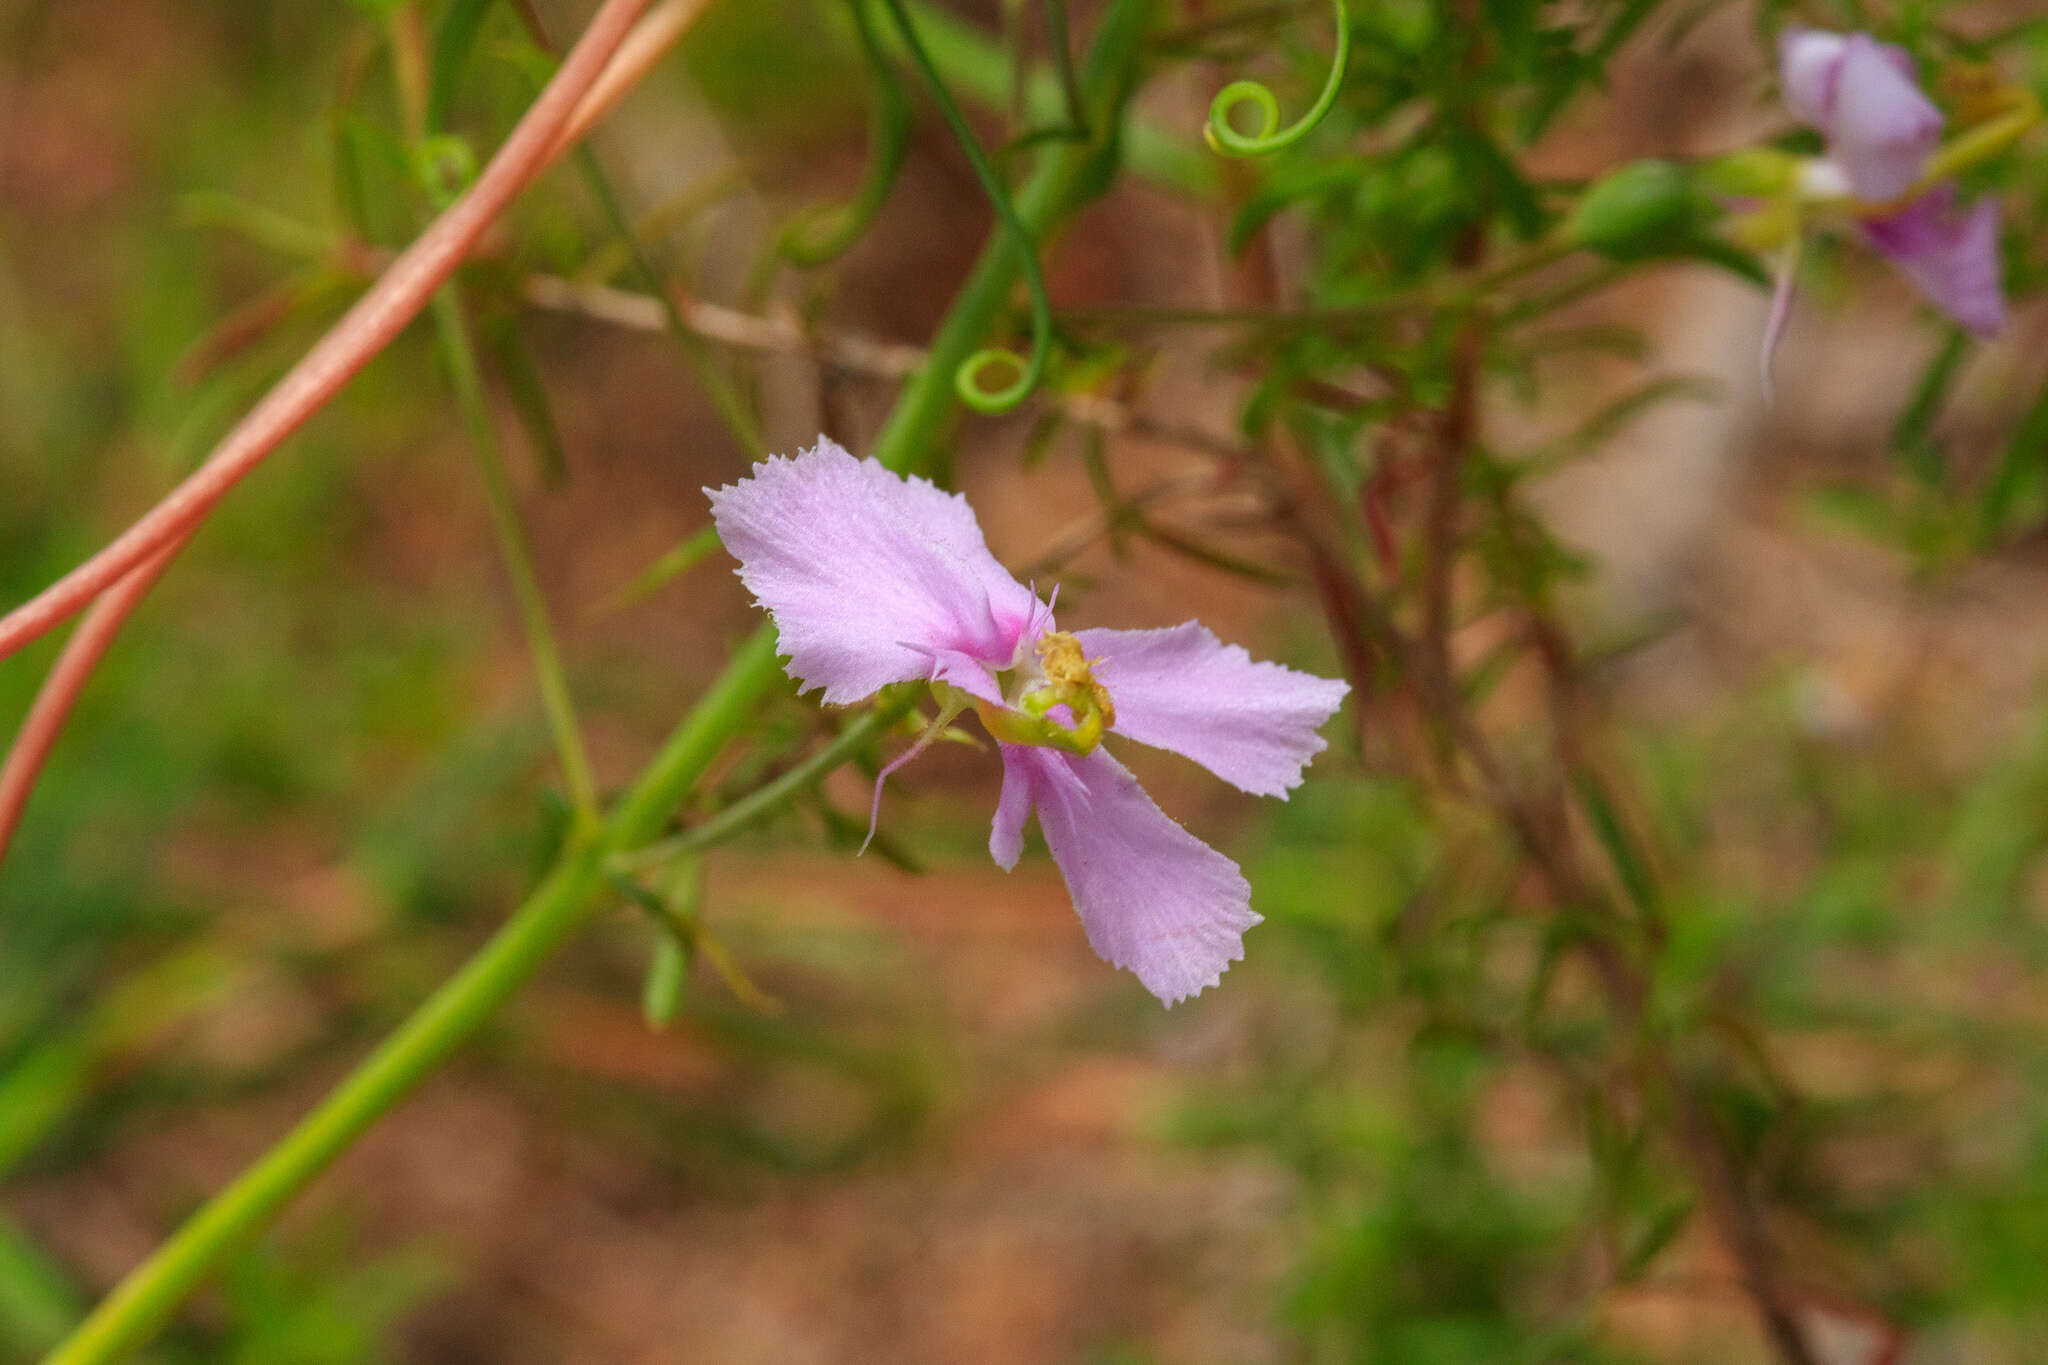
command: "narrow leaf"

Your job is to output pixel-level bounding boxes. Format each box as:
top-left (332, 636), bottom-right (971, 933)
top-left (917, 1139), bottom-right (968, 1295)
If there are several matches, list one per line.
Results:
top-left (1888, 328), bottom-right (1966, 488)
top-left (642, 933), bottom-right (689, 1031)
top-left (486, 317), bottom-right (569, 487)
top-left (429, 0), bottom-right (500, 132)
top-left (598, 526), bottom-right (723, 614)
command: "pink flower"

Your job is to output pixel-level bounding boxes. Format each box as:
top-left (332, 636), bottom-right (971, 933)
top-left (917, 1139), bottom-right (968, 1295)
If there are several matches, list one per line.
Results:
top-left (1779, 29), bottom-right (1942, 204)
top-left (1775, 28), bottom-right (2007, 338)
top-left (708, 440), bottom-right (1349, 1004)
top-left (1860, 185), bottom-right (2007, 337)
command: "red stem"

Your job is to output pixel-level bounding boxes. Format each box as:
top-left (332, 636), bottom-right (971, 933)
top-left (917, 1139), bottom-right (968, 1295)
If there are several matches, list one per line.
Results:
top-left (0, 0), bottom-right (654, 666)
top-left (0, 540), bottom-right (185, 857)
top-left (0, 0), bottom-right (657, 866)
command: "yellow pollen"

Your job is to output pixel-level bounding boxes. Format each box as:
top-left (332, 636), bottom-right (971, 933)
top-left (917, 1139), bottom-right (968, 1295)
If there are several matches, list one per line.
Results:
top-left (1035, 632), bottom-right (1115, 726)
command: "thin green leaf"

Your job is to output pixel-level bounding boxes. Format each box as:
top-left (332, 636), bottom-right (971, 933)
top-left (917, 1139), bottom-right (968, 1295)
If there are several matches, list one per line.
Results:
top-left (1979, 377), bottom-right (2048, 539)
top-left (1521, 0), bottom-right (1659, 141)
top-left (598, 526), bottom-right (723, 614)
top-left (1574, 770), bottom-right (1659, 915)
top-left (641, 933), bottom-right (690, 1031)
top-left (0, 1213), bottom-right (79, 1356)
top-left (1022, 408), bottom-right (1065, 468)
top-left (485, 317), bottom-right (569, 487)
top-left (1078, 427), bottom-right (1128, 557)
top-left (1889, 327), bottom-right (1967, 488)
top-left (429, 0), bottom-right (500, 132)
top-left (177, 191), bottom-right (334, 260)
top-left (331, 111), bottom-right (415, 244)
top-left (1136, 521), bottom-right (1295, 586)
top-left (1455, 124), bottom-right (1548, 240)
top-left (1521, 375), bottom-right (1719, 473)
top-left (1618, 1197), bottom-right (1695, 1281)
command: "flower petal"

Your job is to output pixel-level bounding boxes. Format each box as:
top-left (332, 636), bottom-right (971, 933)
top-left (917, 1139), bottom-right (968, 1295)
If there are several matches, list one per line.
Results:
top-left (1073, 623), bottom-right (1349, 798)
top-left (707, 439), bottom-right (1039, 704)
top-left (1000, 744), bottom-right (1258, 1006)
top-left (1829, 34), bottom-right (1941, 203)
top-left (1862, 187), bottom-right (2007, 336)
top-left (989, 748), bottom-right (1033, 870)
top-left (915, 646), bottom-right (1011, 708)
top-left (1779, 27), bottom-right (1848, 128)
top-left (861, 453), bottom-right (1050, 646)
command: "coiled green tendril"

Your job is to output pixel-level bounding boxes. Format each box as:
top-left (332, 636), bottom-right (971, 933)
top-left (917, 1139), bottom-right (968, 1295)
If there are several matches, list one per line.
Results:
top-left (1205, 0), bottom-right (1350, 158)
top-left (779, 0), bottom-right (913, 268)
top-left (881, 0), bottom-right (1055, 413)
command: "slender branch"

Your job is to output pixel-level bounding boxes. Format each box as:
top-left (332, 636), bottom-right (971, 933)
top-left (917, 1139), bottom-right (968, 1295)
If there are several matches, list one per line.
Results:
top-left (524, 273), bottom-right (926, 375)
top-left (0, 0), bottom-right (659, 667)
top-left (544, 0), bottom-right (715, 165)
top-left (430, 289), bottom-right (601, 822)
top-left (519, 275), bottom-right (1249, 463)
top-left (1671, 1090), bottom-right (1821, 1365)
top-left (1420, 301), bottom-right (1483, 677)
top-left (881, 0), bottom-right (1054, 413)
top-left (891, 0), bottom-right (1219, 200)
top-left (0, 0), bottom-right (703, 873)
top-left (1417, 298), bottom-right (1810, 1358)
top-left (0, 542), bottom-right (183, 857)
top-left (1417, 615), bottom-right (1819, 1365)
top-left (612, 688), bottom-right (919, 874)
top-left (776, 0), bottom-right (914, 268)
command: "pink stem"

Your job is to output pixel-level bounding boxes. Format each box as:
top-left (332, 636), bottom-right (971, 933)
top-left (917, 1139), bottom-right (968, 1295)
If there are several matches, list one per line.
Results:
top-left (0, 0), bottom-right (654, 666)
top-left (0, 0), bottom-right (662, 869)
top-left (0, 538), bottom-right (184, 857)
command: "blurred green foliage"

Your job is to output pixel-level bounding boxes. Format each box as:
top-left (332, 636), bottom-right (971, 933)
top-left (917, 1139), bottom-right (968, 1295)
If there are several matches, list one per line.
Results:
top-left (1185, 684), bottom-right (2048, 1360)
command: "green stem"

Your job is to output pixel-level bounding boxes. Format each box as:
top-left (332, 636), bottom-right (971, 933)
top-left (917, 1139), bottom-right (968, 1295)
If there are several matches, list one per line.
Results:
top-left (777, 0), bottom-right (914, 268)
top-left (43, 627), bottom-right (780, 1365)
top-left (0, 1211), bottom-right (78, 1356)
top-left (597, 524), bottom-right (723, 613)
top-left (881, 0), bottom-right (1054, 414)
top-left (42, 7), bottom-right (1152, 1357)
top-left (431, 288), bottom-right (601, 823)
top-left (893, 0), bottom-right (1217, 200)
top-left (1041, 0), bottom-right (1089, 140)
top-left (1916, 91), bottom-right (2040, 190)
top-left (613, 687), bottom-right (919, 874)
top-left (870, 0), bottom-right (1151, 469)
top-left (611, 628), bottom-right (781, 844)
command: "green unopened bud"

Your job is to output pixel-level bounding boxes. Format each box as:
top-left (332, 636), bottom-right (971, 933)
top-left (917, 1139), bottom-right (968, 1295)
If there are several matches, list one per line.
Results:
top-left (1695, 148), bottom-right (1801, 200)
top-left (1563, 160), bottom-right (1706, 258)
top-left (411, 135), bottom-right (477, 210)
